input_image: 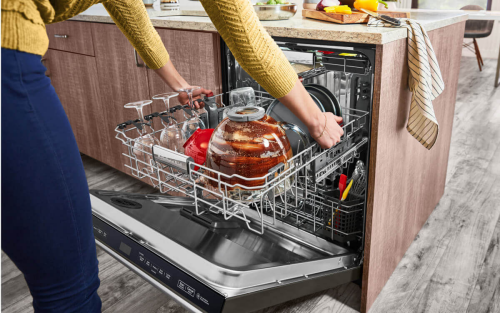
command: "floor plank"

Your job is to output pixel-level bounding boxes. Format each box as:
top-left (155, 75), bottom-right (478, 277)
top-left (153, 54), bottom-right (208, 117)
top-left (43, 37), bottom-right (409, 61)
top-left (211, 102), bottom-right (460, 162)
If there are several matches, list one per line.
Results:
top-left (2, 57), bottom-right (500, 313)
top-left (2, 252), bottom-right (23, 284)
top-left (369, 57), bottom-right (500, 313)
top-left (466, 218), bottom-right (500, 313)
top-left (101, 282), bottom-right (183, 313)
top-left (1, 274), bottom-right (31, 312)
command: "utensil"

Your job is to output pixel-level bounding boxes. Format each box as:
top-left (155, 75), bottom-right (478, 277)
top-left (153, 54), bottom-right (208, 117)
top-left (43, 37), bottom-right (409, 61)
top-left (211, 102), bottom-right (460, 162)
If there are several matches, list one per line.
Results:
top-left (205, 106), bottom-right (309, 202)
top-left (253, 4), bottom-right (297, 21)
top-left (338, 174), bottom-right (348, 199)
top-left (329, 173), bottom-right (347, 227)
top-left (359, 8), bottom-right (401, 26)
top-left (183, 128), bottom-right (214, 171)
top-left (351, 160), bottom-right (367, 196)
top-left (342, 179), bottom-right (353, 200)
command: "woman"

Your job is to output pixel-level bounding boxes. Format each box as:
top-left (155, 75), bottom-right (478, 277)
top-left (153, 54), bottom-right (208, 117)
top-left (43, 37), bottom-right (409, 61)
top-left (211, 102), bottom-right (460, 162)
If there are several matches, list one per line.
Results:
top-left (1, 0), bottom-right (344, 311)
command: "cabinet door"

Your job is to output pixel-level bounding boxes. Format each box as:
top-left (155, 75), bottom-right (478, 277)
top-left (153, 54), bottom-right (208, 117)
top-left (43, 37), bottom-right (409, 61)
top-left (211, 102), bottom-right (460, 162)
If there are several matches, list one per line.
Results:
top-left (46, 21), bottom-right (95, 56)
top-left (147, 29), bottom-right (223, 127)
top-left (44, 49), bottom-right (108, 162)
top-left (91, 23), bottom-right (152, 172)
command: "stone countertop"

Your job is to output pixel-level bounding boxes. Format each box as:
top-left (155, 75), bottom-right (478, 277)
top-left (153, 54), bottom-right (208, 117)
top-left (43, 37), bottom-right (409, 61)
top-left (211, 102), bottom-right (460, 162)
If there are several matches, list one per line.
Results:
top-left (71, 1), bottom-right (468, 45)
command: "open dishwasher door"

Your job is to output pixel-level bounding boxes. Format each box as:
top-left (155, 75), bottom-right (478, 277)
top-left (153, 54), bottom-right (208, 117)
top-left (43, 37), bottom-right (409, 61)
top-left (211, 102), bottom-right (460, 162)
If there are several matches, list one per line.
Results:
top-left (91, 190), bottom-right (362, 313)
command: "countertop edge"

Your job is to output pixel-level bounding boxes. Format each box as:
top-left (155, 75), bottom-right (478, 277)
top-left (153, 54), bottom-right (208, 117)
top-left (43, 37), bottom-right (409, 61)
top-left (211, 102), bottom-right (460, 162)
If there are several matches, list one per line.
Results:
top-left (69, 11), bottom-right (468, 45)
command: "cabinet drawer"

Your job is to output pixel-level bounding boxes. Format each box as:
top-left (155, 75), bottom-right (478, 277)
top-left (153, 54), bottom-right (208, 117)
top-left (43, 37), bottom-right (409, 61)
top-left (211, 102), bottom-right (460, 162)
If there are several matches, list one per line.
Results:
top-left (46, 21), bottom-right (94, 56)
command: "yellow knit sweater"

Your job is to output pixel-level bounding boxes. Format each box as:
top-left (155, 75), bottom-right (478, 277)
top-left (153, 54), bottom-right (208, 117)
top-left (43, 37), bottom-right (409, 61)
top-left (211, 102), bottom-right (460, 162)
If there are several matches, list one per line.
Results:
top-left (1, 0), bottom-right (297, 98)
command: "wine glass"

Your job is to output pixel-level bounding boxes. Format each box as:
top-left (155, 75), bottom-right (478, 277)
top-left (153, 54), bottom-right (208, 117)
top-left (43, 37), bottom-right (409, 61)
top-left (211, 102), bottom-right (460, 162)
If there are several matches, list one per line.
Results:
top-left (152, 92), bottom-right (184, 153)
top-left (124, 100), bottom-right (158, 175)
top-left (153, 92), bottom-right (178, 114)
top-left (178, 87), bottom-right (206, 141)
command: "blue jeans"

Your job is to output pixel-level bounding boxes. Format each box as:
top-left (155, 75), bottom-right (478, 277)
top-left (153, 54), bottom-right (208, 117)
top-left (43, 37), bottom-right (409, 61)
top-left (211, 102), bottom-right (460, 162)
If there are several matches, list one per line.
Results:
top-left (1, 48), bottom-right (101, 312)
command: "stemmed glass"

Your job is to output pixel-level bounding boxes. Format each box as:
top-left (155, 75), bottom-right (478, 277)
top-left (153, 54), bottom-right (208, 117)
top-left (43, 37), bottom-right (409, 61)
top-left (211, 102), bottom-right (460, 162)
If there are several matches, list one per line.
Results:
top-left (152, 92), bottom-right (185, 153)
top-left (178, 87), bottom-right (206, 141)
top-left (124, 100), bottom-right (159, 176)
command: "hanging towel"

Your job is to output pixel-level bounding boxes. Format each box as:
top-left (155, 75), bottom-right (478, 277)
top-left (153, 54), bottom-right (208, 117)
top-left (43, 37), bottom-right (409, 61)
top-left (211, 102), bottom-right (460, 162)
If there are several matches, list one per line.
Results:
top-left (368, 17), bottom-right (445, 150)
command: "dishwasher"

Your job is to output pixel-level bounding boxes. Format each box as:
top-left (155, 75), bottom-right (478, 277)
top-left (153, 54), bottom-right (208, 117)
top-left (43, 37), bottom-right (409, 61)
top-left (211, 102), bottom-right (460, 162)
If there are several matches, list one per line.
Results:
top-left (91, 38), bottom-right (375, 313)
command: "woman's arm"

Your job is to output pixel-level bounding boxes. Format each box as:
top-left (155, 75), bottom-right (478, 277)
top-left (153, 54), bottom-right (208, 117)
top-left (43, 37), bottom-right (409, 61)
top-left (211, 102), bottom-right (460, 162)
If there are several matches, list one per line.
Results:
top-left (101, 0), bottom-right (210, 105)
top-left (279, 80), bottom-right (344, 148)
top-left (200, 0), bottom-right (343, 148)
top-left (102, 0), bottom-right (169, 70)
top-left (153, 60), bottom-right (211, 107)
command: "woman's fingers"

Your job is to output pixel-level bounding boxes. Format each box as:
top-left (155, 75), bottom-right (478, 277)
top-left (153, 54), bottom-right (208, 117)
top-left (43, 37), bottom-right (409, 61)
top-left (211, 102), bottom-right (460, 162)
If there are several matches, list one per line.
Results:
top-left (200, 88), bottom-right (212, 96)
top-left (313, 112), bottom-right (345, 149)
top-left (333, 115), bottom-right (343, 124)
top-left (176, 87), bottom-right (212, 108)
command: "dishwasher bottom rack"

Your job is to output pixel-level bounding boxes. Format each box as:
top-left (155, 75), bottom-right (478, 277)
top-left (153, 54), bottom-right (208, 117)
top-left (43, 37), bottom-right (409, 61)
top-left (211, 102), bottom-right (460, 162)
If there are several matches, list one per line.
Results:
top-left (114, 91), bottom-right (369, 243)
top-left (259, 188), bottom-right (364, 243)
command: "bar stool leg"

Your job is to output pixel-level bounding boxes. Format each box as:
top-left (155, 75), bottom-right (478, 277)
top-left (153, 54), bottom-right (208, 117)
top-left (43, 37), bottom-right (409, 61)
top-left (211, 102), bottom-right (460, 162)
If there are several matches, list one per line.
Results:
top-left (495, 42), bottom-right (500, 88)
top-left (473, 38), bottom-right (483, 71)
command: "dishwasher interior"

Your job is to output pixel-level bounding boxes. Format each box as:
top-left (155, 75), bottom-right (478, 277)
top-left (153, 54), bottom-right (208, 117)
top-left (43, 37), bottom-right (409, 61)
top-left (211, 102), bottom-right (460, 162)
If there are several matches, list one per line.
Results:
top-left (92, 38), bottom-right (375, 313)
top-left (223, 38), bottom-right (374, 250)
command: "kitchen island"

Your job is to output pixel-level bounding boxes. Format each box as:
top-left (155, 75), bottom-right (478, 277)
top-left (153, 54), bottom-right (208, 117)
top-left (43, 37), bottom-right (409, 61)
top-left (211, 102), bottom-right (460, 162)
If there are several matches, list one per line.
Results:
top-left (45, 4), bottom-right (467, 312)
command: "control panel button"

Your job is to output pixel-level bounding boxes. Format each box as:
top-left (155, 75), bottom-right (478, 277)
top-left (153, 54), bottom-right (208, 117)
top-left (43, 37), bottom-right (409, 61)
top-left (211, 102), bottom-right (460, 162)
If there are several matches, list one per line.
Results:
top-left (177, 280), bottom-right (196, 297)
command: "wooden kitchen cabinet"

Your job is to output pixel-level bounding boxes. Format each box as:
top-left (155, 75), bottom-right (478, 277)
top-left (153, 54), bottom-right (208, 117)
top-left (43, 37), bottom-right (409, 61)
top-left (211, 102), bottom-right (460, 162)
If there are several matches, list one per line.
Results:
top-left (46, 21), bottom-right (95, 56)
top-left (361, 21), bottom-right (466, 312)
top-left (147, 28), bottom-right (222, 131)
top-left (45, 21), bottom-right (223, 174)
top-left (43, 49), bottom-right (108, 162)
top-left (90, 23), bottom-right (153, 172)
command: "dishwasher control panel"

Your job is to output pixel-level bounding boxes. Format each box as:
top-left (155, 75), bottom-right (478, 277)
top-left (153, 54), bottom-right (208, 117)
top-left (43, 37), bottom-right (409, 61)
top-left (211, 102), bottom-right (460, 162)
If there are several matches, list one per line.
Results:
top-left (92, 216), bottom-right (225, 313)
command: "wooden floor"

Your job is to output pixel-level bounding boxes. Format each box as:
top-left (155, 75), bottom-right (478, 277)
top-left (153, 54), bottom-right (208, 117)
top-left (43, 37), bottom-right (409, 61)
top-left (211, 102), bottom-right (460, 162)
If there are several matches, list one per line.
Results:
top-left (2, 57), bottom-right (500, 313)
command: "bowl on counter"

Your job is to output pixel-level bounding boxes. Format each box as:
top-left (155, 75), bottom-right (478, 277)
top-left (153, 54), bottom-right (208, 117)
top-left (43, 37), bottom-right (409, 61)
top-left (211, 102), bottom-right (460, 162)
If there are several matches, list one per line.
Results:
top-left (253, 4), bottom-right (297, 20)
top-left (303, 0), bottom-right (320, 10)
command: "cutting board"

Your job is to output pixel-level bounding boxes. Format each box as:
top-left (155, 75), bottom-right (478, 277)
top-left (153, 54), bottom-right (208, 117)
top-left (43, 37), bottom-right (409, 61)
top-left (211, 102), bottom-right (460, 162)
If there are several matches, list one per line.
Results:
top-left (302, 9), bottom-right (410, 24)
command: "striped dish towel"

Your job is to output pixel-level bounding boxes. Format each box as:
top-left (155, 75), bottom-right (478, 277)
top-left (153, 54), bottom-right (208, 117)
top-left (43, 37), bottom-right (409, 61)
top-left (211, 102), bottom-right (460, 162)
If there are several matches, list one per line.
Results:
top-left (368, 17), bottom-right (445, 150)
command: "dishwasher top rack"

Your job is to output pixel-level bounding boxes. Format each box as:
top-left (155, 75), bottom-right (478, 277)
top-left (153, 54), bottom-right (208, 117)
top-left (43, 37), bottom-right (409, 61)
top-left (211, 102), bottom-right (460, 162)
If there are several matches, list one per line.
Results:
top-left (115, 91), bottom-right (368, 240)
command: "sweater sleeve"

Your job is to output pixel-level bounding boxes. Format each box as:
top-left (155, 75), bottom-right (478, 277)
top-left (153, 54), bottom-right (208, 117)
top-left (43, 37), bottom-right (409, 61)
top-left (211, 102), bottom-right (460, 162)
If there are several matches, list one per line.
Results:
top-left (102, 0), bottom-right (169, 70)
top-left (200, 0), bottom-right (297, 99)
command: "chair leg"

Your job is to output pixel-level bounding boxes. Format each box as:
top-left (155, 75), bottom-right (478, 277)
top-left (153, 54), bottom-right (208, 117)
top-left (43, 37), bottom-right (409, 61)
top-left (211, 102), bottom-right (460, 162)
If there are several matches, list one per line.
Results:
top-left (476, 39), bottom-right (484, 66)
top-left (473, 38), bottom-right (483, 71)
top-left (474, 38), bottom-right (484, 66)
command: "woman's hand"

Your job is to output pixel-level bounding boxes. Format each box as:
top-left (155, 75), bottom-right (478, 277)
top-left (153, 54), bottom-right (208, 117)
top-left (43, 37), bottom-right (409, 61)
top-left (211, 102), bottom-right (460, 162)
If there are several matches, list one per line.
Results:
top-left (278, 79), bottom-right (344, 150)
top-left (309, 112), bottom-right (344, 149)
top-left (153, 61), bottom-right (211, 108)
top-left (177, 87), bottom-right (213, 109)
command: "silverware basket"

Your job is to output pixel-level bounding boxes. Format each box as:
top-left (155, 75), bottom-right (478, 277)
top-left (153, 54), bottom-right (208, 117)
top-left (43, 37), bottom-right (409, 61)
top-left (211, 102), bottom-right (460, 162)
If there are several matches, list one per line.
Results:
top-left (115, 90), bottom-right (369, 243)
top-left (325, 190), bottom-right (364, 242)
